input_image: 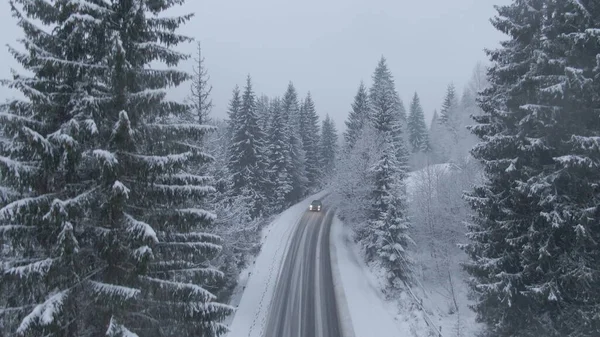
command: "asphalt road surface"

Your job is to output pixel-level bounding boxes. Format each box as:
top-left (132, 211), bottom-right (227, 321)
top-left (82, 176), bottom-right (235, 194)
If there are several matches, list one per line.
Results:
top-left (263, 205), bottom-right (343, 337)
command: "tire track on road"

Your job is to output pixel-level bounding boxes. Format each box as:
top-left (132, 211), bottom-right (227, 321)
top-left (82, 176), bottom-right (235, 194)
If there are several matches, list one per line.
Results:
top-left (263, 205), bottom-right (346, 337)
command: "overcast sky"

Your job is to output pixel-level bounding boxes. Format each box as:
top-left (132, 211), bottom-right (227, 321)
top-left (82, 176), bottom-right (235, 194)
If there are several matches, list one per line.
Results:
top-left (0, 0), bottom-right (510, 131)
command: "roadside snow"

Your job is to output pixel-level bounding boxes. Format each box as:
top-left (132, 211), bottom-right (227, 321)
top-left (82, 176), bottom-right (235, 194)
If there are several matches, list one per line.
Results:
top-left (330, 162), bottom-right (476, 337)
top-left (330, 215), bottom-right (414, 337)
top-left (226, 190), bottom-right (328, 337)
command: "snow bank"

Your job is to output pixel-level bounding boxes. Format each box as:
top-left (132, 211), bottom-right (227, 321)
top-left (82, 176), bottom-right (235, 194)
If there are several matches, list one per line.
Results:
top-left (226, 190), bottom-right (329, 337)
top-left (330, 215), bottom-right (413, 337)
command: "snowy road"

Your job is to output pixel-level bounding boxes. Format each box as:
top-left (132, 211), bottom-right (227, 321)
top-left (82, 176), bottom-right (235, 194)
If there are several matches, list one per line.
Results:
top-left (263, 206), bottom-right (343, 337)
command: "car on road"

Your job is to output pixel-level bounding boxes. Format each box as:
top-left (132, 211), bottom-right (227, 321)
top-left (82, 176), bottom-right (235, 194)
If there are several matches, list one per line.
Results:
top-left (309, 200), bottom-right (322, 212)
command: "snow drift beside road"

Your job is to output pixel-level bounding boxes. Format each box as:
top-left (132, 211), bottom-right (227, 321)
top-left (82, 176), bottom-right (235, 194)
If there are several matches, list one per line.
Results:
top-left (330, 214), bottom-right (412, 337)
top-left (226, 190), bottom-right (328, 337)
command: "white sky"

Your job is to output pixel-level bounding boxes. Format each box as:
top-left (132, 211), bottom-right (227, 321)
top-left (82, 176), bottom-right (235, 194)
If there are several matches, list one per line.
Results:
top-left (0, 0), bottom-right (510, 130)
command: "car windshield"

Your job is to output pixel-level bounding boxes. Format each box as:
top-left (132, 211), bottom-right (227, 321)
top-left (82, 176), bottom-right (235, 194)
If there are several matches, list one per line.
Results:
top-left (311, 201), bottom-right (321, 205)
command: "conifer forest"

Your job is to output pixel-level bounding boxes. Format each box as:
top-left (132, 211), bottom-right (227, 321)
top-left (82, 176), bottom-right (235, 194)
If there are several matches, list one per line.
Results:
top-left (0, 1), bottom-right (599, 337)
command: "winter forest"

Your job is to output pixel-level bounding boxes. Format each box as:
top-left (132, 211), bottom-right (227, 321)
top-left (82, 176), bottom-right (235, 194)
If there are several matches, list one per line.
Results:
top-left (0, 0), bottom-right (599, 337)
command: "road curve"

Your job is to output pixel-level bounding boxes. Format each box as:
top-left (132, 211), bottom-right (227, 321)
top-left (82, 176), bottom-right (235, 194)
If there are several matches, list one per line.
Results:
top-left (263, 206), bottom-right (342, 337)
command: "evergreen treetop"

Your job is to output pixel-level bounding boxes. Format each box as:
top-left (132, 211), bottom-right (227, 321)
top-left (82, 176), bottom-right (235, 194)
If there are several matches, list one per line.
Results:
top-left (320, 114), bottom-right (338, 177)
top-left (345, 81), bottom-right (370, 149)
top-left (300, 92), bottom-right (322, 191)
top-left (369, 56), bottom-right (404, 133)
top-left (407, 92), bottom-right (430, 153)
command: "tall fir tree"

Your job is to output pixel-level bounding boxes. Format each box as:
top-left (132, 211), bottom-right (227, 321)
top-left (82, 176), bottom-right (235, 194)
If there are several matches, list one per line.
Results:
top-left (225, 85), bottom-right (242, 154)
top-left (344, 81), bottom-right (370, 149)
top-left (256, 94), bottom-right (271, 136)
top-left (319, 114), bottom-right (338, 178)
top-left (364, 133), bottom-right (413, 286)
top-left (0, 1), bottom-right (96, 334)
top-left (265, 98), bottom-right (293, 211)
top-left (430, 109), bottom-right (439, 131)
top-left (368, 56), bottom-right (408, 165)
top-left (282, 82), bottom-right (308, 203)
top-left (428, 109), bottom-right (445, 163)
top-left (0, 1), bottom-right (232, 336)
top-left (188, 41), bottom-right (213, 125)
top-left (369, 56), bottom-right (404, 133)
top-left (299, 92), bottom-right (321, 192)
top-left (463, 1), bottom-right (600, 336)
top-left (407, 92), bottom-right (429, 153)
top-left (438, 83), bottom-right (460, 144)
top-left (227, 75), bottom-right (268, 217)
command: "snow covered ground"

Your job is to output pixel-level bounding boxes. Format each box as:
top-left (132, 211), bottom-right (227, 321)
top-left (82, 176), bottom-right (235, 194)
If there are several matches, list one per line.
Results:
top-left (330, 162), bottom-right (479, 337)
top-left (330, 214), bottom-right (416, 337)
top-left (225, 190), bottom-right (328, 337)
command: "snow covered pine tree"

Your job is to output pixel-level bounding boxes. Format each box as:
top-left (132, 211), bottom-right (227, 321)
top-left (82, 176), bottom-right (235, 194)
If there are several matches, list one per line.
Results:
top-left (362, 56), bottom-right (414, 287)
top-left (1, 1), bottom-right (232, 336)
top-left (407, 92), bottom-right (430, 153)
top-left (282, 83), bottom-right (308, 204)
top-left (299, 92), bottom-right (322, 192)
top-left (344, 81), bottom-right (370, 150)
top-left (463, 1), bottom-right (600, 336)
top-left (227, 75), bottom-right (268, 218)
top-left (436, 83), bottom-right (460, 162)
top-left (0, 0), bottom-right (97, 334)
top-left (369, 56), bottom-right (409, 166)
top-left (265, 98), bottom-right (294, 211)
top-left (188, 42), bottom-right (213, 125)
top-left (256, 95), bottom-right (271, 139)
top-left (428, 109), bottom-right (446, 164)
top-left (319, 115), bottom-right (339, 178)
top-left (365, 133), bottom-right (413, 288)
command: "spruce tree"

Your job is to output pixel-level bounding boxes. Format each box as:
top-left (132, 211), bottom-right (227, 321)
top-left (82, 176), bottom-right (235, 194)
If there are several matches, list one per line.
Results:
top-left (227, 76), bottom-right (268, 217)
top-left (282, 82), bottom-right (308, 203)
top-left (226, 85), bottom-right (242, 141)
top-left (438, 83), bottom-right (460, 148)
top-left (407, 92), bottom-right (429, 153)
top-left (368, 56), bottom-right (408, 166)
top-left (430, 109), bottom-right (439, 132)
top-left (319, 114), bottom-right (338, 178)
top-left (391, 117), bottom-right (411, 174)
top-left (95, 1), bottom-right (232, 335)
top-left (256, 94), bottom-right (271, 135)
top-left (265, 98), bottom-right (293, 211)
top-left (463, 1), bottom-right (600, 336)
top-left (300, 92), bottom-right (321, 191)
top-left (369, 56), bottom-right (404, 133)
top-left (364, 133), bottom-right (413, 286)
top-left (0, 1), bottom-right (96, 334)
top-left (225, 85), bottom-right (242, 179)
top-left (188, 41), bottom-right (213, 125)
top-left (344, 81), bottom-right (370, 149)
top-left (428, 109), bottom-right (445, 163)
top-left (1, 1), bottom-right (232, 336)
